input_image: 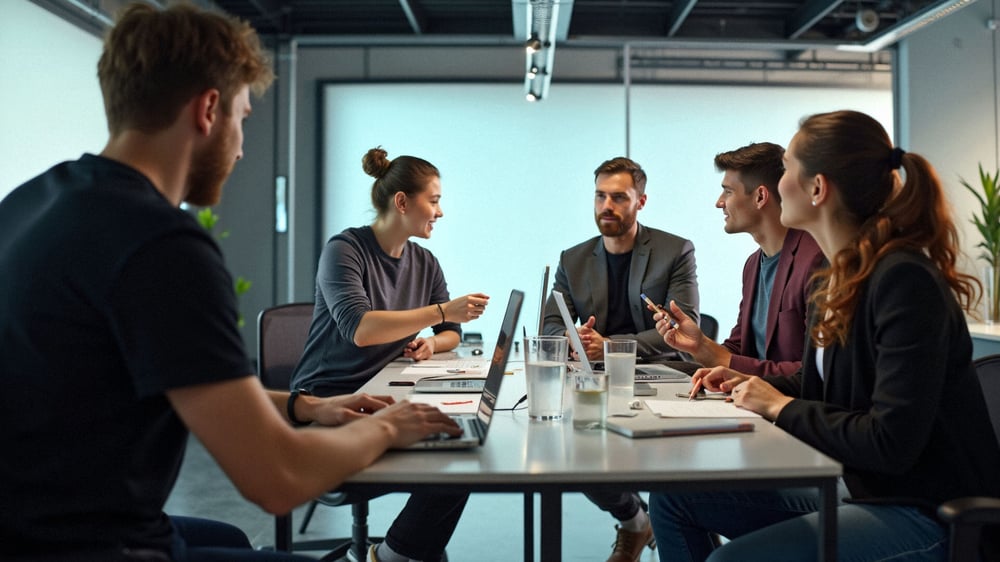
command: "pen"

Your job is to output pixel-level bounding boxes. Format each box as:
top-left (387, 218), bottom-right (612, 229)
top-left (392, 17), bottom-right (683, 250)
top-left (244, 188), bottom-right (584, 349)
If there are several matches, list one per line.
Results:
top-left (442, 400), bottom-right (474, 405)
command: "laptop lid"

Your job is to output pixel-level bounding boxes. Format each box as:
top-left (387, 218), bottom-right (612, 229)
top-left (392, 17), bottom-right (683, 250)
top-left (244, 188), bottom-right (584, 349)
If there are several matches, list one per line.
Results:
top-left (537, 265), bottom-right (549, 336)
top-left (474, 288), bottom-right (524, 434)
top-left (400, 289), bottom-right (523, 449)
top-left (605, 416), bottom-right (755, 439)
top-left (551, 290), bottom-right (594, 374)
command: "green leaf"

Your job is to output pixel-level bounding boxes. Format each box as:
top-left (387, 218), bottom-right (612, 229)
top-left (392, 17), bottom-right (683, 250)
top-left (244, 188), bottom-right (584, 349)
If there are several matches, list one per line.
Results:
top-left (962, 163), bottom-right (1000, 320)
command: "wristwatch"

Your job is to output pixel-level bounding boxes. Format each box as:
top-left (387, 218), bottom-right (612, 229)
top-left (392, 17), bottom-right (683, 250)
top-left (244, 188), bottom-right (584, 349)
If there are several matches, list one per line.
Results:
top-left (287, 388), bottom-right (312, 427)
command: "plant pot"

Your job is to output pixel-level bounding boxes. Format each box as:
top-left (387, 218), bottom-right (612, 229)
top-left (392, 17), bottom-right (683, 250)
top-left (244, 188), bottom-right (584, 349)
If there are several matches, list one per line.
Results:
top-left (985, 265), bottom-right (1000, 323)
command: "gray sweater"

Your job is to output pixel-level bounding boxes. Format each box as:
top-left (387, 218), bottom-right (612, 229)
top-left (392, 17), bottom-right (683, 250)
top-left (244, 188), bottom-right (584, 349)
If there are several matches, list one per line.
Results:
top-left (291, 226), bottom-right (460, 395)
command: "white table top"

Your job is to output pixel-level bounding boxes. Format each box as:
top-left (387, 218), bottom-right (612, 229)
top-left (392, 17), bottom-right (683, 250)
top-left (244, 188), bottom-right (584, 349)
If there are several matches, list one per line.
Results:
top-left (968, 322), bottom-right (1000, 341)
top-left (346, 351), bottom-right (841, 488)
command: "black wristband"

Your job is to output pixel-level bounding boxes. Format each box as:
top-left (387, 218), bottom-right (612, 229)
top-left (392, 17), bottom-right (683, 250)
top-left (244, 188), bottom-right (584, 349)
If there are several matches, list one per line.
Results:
top-left (287, 388), bottom-right (312, 427)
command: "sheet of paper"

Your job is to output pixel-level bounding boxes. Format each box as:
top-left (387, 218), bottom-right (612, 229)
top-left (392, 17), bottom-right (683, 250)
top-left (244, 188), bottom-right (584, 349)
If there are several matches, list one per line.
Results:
top-left (644, 399), bottom-right (762, 419)
top-left (406, 394), bottom-right (480, 414)
top-left (400, 360), bottom-right (487, 376)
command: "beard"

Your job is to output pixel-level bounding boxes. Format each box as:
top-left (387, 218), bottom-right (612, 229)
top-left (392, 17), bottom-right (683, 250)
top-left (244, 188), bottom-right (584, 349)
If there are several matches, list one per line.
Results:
top-left (595, 211), bottom-right (632, 237)
top-left (184, 132), bottom-right (233, 207)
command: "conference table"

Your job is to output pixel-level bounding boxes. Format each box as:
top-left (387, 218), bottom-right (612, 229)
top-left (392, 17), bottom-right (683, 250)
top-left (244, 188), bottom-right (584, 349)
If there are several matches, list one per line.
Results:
top-left (335, 348), bottom-right (842, 561)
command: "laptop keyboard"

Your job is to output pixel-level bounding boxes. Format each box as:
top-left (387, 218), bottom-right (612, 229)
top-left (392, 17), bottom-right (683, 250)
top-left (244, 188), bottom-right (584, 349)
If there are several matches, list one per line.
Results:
top-left (425, 416), bottom-right (482, 441)
top-left (446, 379), bottom-right (483, 388)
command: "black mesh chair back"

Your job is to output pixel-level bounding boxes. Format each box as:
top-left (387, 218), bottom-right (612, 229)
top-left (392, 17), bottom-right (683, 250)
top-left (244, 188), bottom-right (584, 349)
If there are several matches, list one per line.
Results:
top-left (258, 302), bottom-right (314, 390)
top-left (937, 353), bottom-right (1000, 561)
top-left (699, 313), bottom-right (719, 342)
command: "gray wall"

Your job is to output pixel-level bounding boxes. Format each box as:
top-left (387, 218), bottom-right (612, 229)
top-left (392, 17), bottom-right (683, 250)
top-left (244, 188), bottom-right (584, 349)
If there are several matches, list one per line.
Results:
top-left (897, 0), bottom-right (1000, 319)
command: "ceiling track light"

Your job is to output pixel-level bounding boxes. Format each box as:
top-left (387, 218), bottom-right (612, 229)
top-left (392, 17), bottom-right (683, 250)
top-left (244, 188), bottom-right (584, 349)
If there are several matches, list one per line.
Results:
top-left (525, 34), bottom-right (542, 53)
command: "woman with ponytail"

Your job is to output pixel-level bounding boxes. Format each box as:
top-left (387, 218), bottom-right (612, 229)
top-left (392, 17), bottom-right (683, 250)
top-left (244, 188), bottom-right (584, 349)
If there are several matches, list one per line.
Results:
top-left (647, 110), bottom-right (1000, 561)
top-left (291, 147), bottom-right (489, 562)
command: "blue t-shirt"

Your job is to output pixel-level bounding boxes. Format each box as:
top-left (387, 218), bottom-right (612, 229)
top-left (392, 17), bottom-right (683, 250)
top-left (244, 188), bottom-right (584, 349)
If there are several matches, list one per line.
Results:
top-left (752, 251), bottom-right (781, 359)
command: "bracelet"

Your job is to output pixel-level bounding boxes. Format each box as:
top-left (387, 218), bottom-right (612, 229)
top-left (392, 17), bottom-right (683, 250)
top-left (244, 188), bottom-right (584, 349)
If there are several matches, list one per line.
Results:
top-left (435, 302), bottom-right (446, 323)
top-left (287, 388), bottom-right (312, 427)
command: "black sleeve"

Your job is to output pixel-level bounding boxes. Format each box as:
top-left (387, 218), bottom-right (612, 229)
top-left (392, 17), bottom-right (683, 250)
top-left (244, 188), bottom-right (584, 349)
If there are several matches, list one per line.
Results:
top-left (109, 231), bottom-right (253, 397)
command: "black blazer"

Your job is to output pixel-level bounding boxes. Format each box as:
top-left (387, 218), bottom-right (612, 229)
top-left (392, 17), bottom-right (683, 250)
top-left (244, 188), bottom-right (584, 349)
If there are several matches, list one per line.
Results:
top-left (768, 250), bottom-right (1000, 509)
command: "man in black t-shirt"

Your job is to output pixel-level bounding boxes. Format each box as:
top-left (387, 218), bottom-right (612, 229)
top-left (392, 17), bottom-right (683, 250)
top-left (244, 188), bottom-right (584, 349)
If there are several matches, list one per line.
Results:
top-left (0, 4), bottom-right (459, 561)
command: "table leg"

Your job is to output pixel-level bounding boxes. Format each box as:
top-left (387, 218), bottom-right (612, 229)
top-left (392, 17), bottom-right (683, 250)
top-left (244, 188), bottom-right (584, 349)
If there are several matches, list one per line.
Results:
top-left (523, 492), bottom-right (534, 562)
top-left (276, 513), bottom-right (292, 552)
top-left (539, 492), bottom-right (562, 561)
top-left (818, 478), bottom-right (838, 561)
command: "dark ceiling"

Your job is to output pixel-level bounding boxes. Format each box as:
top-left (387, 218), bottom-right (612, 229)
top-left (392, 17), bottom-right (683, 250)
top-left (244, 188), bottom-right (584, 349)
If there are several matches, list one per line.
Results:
top-left (209, 1), bottom-right (967, 50)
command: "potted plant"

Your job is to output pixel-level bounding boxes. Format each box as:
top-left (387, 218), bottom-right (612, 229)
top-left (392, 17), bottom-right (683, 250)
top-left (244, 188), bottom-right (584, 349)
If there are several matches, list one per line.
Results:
top-left (960, 164), bottom-right (1000, 322)
top-left (197, 208), bottom-right (252, 327)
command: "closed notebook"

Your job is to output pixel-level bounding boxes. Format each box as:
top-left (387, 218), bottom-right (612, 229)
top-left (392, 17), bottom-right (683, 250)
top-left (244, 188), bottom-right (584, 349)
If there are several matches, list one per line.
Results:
top-left (605, 416), bottom-right (754, 439)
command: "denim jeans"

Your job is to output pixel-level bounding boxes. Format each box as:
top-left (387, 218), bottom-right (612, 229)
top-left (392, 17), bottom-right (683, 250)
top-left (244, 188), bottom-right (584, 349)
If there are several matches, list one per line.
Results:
top-left (648, 488), bottom-right (948, 562)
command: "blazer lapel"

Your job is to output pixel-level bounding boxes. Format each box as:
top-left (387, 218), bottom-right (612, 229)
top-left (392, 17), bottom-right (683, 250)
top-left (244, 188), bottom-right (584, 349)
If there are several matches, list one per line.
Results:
top-left (589, 237), bottom-right (609, 326)
top-left (629, 226), bottom-right (652, 328)
top-left (765, 230), bottom-right (800, 351)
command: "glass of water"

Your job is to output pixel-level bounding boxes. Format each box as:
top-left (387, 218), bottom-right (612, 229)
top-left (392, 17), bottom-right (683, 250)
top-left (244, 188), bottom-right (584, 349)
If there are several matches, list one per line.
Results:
top-left (573, 372), bottom-right (608, 429)
top-left (603, 338), bottom-right (637, 413)
top-left (524, 335), bottom-right (568, 420)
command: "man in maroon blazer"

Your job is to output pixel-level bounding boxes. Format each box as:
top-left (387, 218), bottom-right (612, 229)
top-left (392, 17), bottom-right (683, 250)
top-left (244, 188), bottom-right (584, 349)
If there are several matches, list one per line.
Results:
top-left (658, 142), bottom-right (824, 376)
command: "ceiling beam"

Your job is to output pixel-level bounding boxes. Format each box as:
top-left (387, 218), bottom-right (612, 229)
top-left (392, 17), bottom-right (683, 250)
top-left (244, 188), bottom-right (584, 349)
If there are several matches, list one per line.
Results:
top-left (399, 0), bottom-right (427, 35)
top-left (665, 0), bottom-right (698, 37)
top-left (786, 0), bottom-right (843, 40)
top-left (243, 0), bottom-right (286, 31)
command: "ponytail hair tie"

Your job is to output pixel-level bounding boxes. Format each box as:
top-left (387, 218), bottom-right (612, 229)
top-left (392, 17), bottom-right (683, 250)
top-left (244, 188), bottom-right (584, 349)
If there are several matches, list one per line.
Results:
top-left (889, 147), bottom-right (906, 170)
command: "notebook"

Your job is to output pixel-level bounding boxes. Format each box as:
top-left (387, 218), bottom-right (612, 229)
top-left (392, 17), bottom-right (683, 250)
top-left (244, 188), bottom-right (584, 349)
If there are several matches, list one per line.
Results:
top-left (605, 416), bottom-right (755, 439)
top-left (398, 289), bottom-right (523, 450)
top-left (550, 290), bottom-right (688, 383)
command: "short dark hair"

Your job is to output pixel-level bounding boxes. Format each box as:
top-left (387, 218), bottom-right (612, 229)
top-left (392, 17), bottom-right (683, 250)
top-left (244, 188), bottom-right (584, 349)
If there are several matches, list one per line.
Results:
top-left (714, 142), bottom-right (784, 202)
top-left (98, 3), bottom-right (274, 136)
top-left (594, 157), bottom-right (647, 195)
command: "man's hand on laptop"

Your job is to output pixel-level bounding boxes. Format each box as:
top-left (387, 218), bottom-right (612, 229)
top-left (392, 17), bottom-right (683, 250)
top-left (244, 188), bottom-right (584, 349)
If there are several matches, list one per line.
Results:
top-left (373, 401), bottom-right (463, 446)
top-left (307, 393), bottom-right (396, 426)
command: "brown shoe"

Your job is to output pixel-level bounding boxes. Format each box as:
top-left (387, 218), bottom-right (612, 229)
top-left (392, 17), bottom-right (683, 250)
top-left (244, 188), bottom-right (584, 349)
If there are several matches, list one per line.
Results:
top-left (607, 524), bottom-right (656, 562)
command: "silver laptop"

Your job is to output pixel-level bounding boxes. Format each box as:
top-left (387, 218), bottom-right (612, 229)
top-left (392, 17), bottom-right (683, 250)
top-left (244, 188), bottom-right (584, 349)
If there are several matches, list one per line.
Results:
top-left (412, 358), bottom-right (489, 393)
top-left (550, 290), bottom-right (688, 384)
top-left (605, 416), bottom-right (754, 439)
top-left (400, 289), bottom-right (523, 450)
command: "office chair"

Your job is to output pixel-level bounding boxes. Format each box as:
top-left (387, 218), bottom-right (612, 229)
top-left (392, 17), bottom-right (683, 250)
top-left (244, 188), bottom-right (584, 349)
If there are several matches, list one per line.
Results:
top-left (257, 303), bottom-right (383, 561)
top-left (936, 353), bottom-right (1000, 562)
top-left (699, 313), bottom-right (719, 342)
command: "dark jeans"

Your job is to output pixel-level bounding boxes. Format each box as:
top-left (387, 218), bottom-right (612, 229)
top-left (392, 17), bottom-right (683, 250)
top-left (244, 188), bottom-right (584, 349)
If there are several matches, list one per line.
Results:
top-left (584, 490), bottom-right (644, 522)
top-left (383, 492), bottom-right (470, 561)
top-left (170, 516), bottom-right (311, 561)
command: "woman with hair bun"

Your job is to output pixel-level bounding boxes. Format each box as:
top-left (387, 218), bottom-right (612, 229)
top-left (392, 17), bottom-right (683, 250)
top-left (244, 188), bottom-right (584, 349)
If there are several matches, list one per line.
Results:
top-left (647, 110), bottom-right (1000, 561)
top-left (291, 147), bottom-right (489, 562)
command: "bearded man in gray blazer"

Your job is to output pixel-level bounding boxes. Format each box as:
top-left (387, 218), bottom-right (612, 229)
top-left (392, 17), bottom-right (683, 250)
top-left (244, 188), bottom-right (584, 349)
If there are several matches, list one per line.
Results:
top-left (542, 156), bottom-right (699, 362)
top-left (541, 156), bottom-right (699, 562)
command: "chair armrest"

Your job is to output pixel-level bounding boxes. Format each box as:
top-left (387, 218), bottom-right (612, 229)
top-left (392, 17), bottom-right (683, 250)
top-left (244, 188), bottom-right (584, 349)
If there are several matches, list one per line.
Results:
top-left (938, 496), bottom-right (1000, 526)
